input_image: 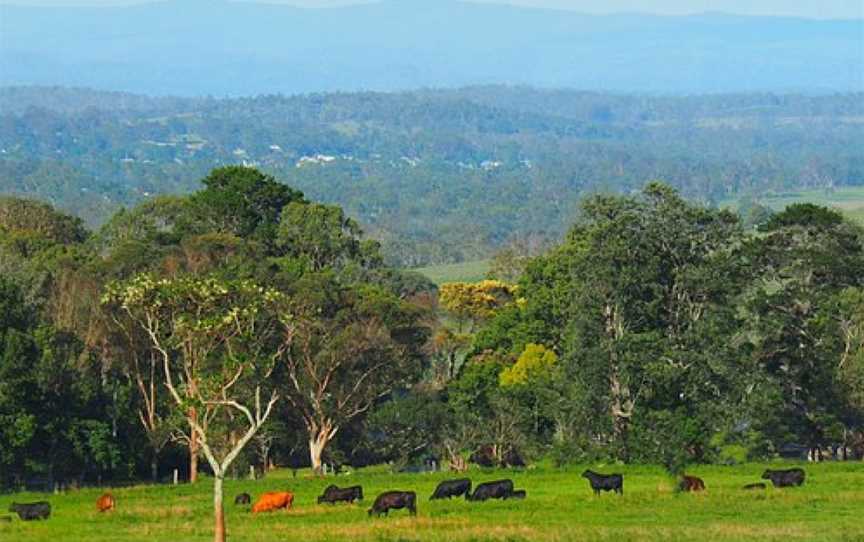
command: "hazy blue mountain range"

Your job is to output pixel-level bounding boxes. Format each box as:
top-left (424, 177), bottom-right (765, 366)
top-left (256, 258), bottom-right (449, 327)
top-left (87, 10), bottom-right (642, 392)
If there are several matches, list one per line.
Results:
top-left (1, 0), bottom-right (861, 96)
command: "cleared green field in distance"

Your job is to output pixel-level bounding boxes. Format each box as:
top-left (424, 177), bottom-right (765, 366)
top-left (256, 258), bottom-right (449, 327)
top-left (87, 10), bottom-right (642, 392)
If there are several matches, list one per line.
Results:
top-left (2, 462), bottom-right (863, 542)
top-left (735, 186), bottom-right (864, 226)
top-left (414, 259), bottom-right (491, 285)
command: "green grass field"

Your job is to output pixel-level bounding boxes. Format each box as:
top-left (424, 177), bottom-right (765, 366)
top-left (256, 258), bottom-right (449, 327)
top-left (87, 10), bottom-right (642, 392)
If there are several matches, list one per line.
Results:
top-left (2, 462), bottom-right (863, 541)
top-left (414, 259), bottom-right (491, 285)
top-left (732, 186), bottom-right (864, 226)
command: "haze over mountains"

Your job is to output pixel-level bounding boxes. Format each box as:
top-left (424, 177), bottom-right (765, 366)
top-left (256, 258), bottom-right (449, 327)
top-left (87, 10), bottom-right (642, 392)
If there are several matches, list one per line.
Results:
top-left (1, 0), bottom-right (862, 96)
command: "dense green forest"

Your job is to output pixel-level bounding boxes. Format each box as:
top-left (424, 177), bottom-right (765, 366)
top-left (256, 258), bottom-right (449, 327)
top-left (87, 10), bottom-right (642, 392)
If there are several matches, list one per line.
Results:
top-left (2, 86), bottom-right (862, 266)
top-left (2, 168), bottom-right (863, 498)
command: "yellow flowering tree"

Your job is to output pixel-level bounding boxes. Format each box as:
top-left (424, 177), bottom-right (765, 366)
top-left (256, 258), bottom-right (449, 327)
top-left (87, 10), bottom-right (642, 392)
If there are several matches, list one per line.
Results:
top-left (438, 279), bottom-right (517, 332)
top-left (499, 343), bottom-right (558, 387)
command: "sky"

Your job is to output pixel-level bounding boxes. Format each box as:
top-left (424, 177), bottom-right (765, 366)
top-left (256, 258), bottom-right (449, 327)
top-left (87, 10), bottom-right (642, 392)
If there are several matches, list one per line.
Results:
top-left (0, 0), bottom-right (862, 19)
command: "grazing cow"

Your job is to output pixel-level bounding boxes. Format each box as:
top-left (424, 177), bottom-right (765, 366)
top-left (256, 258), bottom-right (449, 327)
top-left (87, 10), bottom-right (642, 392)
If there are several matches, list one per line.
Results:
top-left (510, 489), bottom-right (527, 499)
top-left (317, 485), bottom-right (363, 504)
top-left (582, 470), bottom-right (623, 496)
top-left (96, 493), bottom-right (115, 512)
top-left (469, 446), bottom-right (496, 468)
top-left (762, 468), bottom-right (805, 488)
top-left (678, 475), bottom-right (706, 492)
top-left (234, 493), bottom-right (251, 505)
top-left (368, 491), bottom-right (417, 517)
top-left (501, 449), bottom-right (526, 468)
top-left (252, 492), bottom-right (294, 513)
top-left (8, 502), bottom-right (51, 521)
top-left (430, 478), bottom-right (472, 500)
top-left (468, 479), bottom-right (515, 501)
top-left (743, 483), bottom-right (767, 490)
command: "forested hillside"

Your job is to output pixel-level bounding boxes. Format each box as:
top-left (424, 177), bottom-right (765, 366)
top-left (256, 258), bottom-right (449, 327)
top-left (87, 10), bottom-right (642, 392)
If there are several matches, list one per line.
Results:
top-left (1, 86), bottom-right (863, 265)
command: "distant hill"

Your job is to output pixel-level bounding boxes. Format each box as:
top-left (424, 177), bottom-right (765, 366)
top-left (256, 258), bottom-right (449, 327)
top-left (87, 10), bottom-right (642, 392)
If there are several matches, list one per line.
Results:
top-left (1, 85), bottom-right (862, 266)
top-left (0, 0), bottom-right (861, 96)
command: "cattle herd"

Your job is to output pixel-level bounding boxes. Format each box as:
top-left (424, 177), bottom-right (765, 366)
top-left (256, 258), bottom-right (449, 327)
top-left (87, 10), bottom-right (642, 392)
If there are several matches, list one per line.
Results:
top-left (1, 467), bottom-right (809, 523)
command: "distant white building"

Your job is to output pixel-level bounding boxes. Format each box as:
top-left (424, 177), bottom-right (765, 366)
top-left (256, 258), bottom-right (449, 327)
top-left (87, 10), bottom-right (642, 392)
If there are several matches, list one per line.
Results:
top-left (296, 154), bottom-right (337, 167)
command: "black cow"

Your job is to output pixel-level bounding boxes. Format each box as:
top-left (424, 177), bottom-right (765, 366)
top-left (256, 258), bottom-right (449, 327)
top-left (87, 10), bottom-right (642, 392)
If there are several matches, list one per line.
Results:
top-left (501, 449), bottom-right (526, 468)
top-left (510, 489), bottom-right (527, 499)
top-left (318, 484), bottom-right (363, 504)
top-left (368, 491), bottom-right (417, 517)
top-left (582, 470), bottom-right (623, 496)
top-left (430, 478), bottom-right (472, 500)
top-left (234, 493), bottom-right (251, 505)
top-left (743, 483), bottom-right (767, 490)
top-left (469, 446), bottom-right (496, 468)
top-left (762, 468), bottom-right (805, 488)
top-left (468, 479), bottom-right (515, 501)
top-left (9, 502), bottom-right (51, 521)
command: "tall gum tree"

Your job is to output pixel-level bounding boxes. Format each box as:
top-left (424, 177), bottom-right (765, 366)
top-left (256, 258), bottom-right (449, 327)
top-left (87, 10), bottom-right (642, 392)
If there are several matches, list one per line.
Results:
top-left (104, 275), bottom-right (285, 542)
top-left (743, 204), bottom-right (864, 457)
top-left (277, 283), bottom-right (426, 475)
top-left (103, 312), bottom-right (172, 482)
top-left (561, 182), bottom-right (742, 461)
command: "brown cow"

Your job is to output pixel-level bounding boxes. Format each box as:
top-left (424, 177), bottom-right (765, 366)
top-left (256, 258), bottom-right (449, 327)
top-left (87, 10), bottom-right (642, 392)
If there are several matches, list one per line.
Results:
top-left (96, 493), bottom-right (115, 512)
top-left (252, 492), bottom-right (294, 513)
top-left (679, 475), bottom-right (706, 492)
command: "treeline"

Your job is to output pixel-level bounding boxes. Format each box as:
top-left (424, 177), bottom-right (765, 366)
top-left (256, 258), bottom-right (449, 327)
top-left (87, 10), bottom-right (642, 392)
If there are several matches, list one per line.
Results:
top-left (0, 166), bottom-right (436, 490)
top-left (459, 184), bottom-right (864, 469)
top-left (2, 169), bottom-right (863, 498)
top-left (1, 86), bottom-right (862, 266)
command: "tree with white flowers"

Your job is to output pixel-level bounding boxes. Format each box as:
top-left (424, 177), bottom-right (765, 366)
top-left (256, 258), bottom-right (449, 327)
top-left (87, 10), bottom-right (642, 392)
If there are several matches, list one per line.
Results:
top-left (103, 275), bottom-right (286, 542)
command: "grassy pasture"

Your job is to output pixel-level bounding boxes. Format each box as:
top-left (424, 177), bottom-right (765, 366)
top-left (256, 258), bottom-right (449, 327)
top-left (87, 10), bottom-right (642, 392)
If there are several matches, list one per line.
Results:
top-left (1, 462), bottom-right (863, 541)
top-left (414, 259), bottom-right (491, 285)
top-left (732, 186), bottom-right (864, 226)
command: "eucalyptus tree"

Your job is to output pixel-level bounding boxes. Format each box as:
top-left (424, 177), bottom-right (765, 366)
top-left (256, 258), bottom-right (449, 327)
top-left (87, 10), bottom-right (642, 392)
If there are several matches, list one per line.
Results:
top-left (99, 303), bottom-right (173, 481)
top-left (104, 275), bottom-right (285, 542)
top-left (551, 182), bottom-right (744, 461)
top-left (836, 287), bottom-right (864, 456)
top-left (275, 280), bottom-right (427, 475)
top-left (743, 204), bottom-right (864, 456)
